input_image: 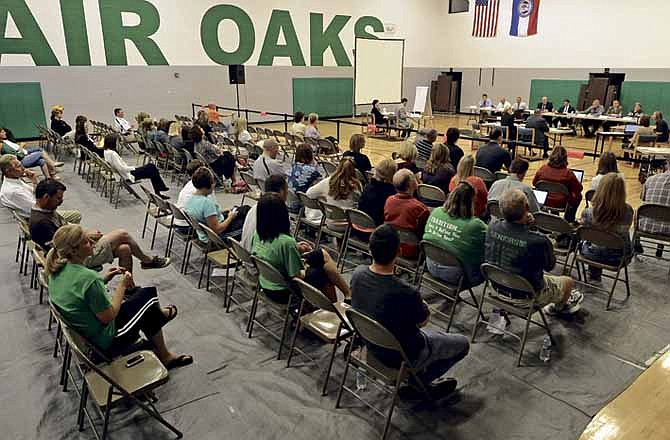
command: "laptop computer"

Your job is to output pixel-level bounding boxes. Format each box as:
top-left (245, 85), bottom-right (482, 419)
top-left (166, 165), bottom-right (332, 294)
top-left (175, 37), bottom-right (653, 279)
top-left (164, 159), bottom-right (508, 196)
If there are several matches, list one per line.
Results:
top-left (570, 169), bottom-right (584, 183)
top-left (624, 124), bottom-right (639, 134)
top-left (533, 189), bottom-right (548, 206)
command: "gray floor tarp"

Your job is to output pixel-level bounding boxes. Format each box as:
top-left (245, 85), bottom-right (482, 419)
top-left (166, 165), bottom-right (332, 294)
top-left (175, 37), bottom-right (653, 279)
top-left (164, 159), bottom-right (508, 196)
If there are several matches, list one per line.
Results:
top-left (1, 158), bottom-right (668, 440)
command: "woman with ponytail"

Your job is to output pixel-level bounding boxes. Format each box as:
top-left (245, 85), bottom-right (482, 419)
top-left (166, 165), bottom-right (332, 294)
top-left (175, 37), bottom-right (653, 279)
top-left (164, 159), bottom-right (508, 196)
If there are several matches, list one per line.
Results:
top-left (47, 225), bottom-right (193, 369)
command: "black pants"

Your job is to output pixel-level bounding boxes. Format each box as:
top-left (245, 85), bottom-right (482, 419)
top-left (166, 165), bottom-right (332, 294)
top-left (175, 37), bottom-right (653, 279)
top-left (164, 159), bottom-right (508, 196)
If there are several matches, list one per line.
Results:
top-left (210, 152), bottom-right (236, 179)
top-left (582, 120), bottom-right (601, 137)
top-left (107, 286), bottom-right (170, 356)
top-left (131, 162), bottom-right (168, 193)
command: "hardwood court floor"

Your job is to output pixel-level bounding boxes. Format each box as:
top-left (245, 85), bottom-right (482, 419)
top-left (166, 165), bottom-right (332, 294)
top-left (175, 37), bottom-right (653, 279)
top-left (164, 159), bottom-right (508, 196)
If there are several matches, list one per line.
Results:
top-left (258, 114), bottom-right (644, 212)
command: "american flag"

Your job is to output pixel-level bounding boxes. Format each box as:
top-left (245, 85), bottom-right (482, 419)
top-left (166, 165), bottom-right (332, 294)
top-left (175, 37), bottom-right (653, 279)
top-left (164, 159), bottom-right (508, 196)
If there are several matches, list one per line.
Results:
top-left (472, 0), bottom-right (500, 38)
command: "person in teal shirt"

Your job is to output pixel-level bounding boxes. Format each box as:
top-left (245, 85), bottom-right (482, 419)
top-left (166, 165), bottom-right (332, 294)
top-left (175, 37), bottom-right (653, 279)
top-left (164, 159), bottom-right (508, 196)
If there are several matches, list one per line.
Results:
top-left (184, 167), bottom-right (239, 242)
top-left (423, 181), bottom-right (487, 287)
top-left (47, 224), bottom-right (193, 369)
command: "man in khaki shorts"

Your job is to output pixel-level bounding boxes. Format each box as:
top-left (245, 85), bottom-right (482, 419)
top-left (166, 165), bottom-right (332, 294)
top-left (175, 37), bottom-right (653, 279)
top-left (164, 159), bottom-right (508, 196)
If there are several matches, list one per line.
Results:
top-left (484, 189), bottom-right (583, 320)
top-left (29, 179), bottom-right (170, 273)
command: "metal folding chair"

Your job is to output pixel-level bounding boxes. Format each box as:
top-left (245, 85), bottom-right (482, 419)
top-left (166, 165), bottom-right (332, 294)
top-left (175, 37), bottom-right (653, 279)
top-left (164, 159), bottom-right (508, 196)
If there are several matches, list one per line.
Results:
top-left (568, 226), bottom-right (631, 310)
top-left (335, 308), bottom-right (433, 440)
top-left (472, 263), bottom-right (556, 366)
top-left (286, 279), bottom-right (353, 395)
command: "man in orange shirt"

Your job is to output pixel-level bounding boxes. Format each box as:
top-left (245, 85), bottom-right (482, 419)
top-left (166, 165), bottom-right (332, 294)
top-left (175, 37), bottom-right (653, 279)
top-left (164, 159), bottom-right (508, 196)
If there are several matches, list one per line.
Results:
top-left (384, 169), bottom-right (430, 258)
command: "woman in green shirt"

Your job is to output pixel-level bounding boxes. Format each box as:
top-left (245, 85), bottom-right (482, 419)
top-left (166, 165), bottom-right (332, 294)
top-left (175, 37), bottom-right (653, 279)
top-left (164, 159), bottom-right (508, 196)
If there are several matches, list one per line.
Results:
top-left (251, 193), bottom-right (351, 304)
top-left (46, 224), bottom-right (192, 369)
top-left (423, 182), bottom-right (487, 288)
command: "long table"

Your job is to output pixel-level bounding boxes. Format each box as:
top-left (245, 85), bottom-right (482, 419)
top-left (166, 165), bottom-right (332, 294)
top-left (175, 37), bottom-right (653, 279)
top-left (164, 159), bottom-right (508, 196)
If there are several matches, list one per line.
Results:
top-left (542, 112), bottom-right (638, 125)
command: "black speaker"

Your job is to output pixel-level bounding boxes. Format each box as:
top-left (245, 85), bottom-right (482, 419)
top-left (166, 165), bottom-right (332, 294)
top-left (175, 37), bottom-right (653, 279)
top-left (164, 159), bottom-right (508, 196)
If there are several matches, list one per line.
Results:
top-left (229, 65), bottom-right (245, 84)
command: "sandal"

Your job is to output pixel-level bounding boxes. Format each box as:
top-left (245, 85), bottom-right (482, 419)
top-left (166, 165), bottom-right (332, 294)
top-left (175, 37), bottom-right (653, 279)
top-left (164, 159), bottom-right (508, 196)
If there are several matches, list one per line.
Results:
top-left (164, 304), bottom-right (178, 322)
top-left (165, 354), bottom-right (193, 370)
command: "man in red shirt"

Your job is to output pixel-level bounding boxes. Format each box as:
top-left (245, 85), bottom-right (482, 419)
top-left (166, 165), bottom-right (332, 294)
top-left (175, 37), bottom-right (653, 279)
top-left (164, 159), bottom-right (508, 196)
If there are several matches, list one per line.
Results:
top-left (384, 169), bottom-right (430, 258)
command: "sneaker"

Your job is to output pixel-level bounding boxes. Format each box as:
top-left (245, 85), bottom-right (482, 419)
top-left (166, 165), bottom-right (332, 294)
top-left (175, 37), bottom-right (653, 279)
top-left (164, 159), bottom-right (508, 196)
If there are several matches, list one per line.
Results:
top-left (429, 378), bottom-right (458, 400)
top-left (54, 161), bottom-right (65, 168)
top-left (486, 311), bottom-right (508, 335)
top-left (656, 247), bottom-right (664, 258)
top-left (158, 193), bottom-right (171, 200)
top-left (141, 256), bottom-right (171, 270)
top-left (544, 290), bottom-right (584, 315)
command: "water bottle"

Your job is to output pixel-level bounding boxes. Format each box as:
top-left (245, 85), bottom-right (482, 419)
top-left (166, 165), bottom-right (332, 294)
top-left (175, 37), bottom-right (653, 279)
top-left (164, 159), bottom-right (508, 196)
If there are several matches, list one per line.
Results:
top-left (539, 336), bottom-right (552, 362)
top-left (557, 120), bottom-right (562, 128)
top-left (355, 369), bottom-right (367, 391)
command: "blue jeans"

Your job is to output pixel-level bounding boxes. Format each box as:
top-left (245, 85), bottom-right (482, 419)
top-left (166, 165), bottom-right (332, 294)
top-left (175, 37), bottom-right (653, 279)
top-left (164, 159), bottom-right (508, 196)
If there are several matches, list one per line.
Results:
top-left (426, 258), bottom-right (484, 289)
top-left (414, 329), bottom-right (469, 384)
top-left (582, 242), bottom-right (625, 277)
top-left (21, 148), bottom-right (45, 168)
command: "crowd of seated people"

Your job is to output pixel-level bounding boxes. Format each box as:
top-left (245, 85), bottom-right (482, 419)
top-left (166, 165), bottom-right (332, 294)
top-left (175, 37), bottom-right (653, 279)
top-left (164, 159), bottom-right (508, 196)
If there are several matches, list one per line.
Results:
top-left (11, 100), bottom-right (670, 423)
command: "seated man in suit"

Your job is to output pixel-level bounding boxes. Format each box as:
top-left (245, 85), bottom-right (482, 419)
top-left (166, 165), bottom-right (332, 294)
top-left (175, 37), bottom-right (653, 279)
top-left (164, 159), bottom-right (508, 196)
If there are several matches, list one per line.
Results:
top-left (526, 109), bottom-right (551, 158)
top-left (537, 96), bottom-right (553, 113)
top-left (553, 99), bottom-right (576, 128)
top-left (475, 129), bottom-right (511, 173)
top-left (581, 99), bottom-right (605, 138)
top-left (478, 94), bottom-right (493, 122)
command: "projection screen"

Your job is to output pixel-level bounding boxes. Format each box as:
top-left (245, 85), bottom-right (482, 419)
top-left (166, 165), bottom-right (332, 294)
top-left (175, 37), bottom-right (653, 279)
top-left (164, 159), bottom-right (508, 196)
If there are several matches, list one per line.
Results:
top-left (354, 37), bottom-right (405, 106)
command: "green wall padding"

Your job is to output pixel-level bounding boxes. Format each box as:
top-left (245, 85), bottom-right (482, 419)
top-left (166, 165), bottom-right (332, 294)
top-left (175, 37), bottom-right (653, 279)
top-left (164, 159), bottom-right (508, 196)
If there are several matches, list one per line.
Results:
top-left (0, 83), bottom-right (46, 139)
top-left (620, 82), bottom-right (670, 120)
top-left (529, 79), bottom-right (586, 110)
top-left (292, 78), bottom-right (353, 118)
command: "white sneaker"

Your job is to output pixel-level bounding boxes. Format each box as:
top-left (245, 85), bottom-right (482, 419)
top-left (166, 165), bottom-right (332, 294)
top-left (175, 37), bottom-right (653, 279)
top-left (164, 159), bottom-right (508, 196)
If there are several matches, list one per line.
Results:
top-left (486, 311), bottom-right (508, 335)
top-left (543, 290), bottom-right (584, 315)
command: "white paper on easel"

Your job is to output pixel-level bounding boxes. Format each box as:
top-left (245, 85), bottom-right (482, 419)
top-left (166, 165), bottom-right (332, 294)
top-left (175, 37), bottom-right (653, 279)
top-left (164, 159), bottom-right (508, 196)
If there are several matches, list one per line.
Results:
top-left (413, 86), bottom-right (429, 114)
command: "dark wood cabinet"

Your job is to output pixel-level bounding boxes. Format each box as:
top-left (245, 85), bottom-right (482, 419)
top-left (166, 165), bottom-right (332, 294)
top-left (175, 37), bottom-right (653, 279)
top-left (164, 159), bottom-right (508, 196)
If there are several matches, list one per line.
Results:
top-left (578, 72), bottom-right (626, 110)
top-left (431, 72), bottom-right (462, 113)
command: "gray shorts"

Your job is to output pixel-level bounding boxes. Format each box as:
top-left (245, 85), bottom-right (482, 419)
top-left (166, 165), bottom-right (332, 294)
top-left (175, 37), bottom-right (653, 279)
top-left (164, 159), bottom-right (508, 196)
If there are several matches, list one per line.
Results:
top-left (85, 238), bottom-right (114, 268)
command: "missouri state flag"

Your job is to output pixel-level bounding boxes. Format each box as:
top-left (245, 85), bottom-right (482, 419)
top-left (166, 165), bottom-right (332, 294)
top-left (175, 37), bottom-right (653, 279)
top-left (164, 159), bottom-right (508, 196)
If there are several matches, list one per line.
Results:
top-left (510, 0), bottom-right (541, 37)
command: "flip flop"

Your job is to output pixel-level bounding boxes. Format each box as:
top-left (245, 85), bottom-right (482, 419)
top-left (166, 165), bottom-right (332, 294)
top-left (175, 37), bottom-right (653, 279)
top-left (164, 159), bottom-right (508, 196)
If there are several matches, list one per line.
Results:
top-left (165, 304), bottom-right (178, 322)
top-left (165, 354), bottom-right (193, 370)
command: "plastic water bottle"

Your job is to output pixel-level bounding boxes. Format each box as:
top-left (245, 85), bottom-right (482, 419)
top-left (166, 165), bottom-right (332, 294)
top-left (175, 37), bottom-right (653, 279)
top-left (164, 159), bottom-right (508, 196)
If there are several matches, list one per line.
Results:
top-left (557, 120), bottom-right (562, 128)
top-left (539, 336), bottom-right (552, 362)
top-left (355, 369), bottom-right (367, 391)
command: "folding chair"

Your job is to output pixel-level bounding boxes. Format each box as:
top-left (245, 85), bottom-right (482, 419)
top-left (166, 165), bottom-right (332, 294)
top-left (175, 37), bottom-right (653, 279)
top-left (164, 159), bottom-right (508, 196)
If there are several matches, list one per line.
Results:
top-left (474, 166), bottom-right (495, 188)
top-left (294, 192), bottom-right (326, 244)
top-left (335, 308), bottom-right (433, 440)
top-left (225, 238), bottom-right (258, 312)
top-left (11, 210), bottom-right (32, 276)
top-left (286, 279), bottom-right (353, 395)
top-left (239, 170), bottom-right (262, 206)
top-left (165, 202), bottom-right (196, 273)
top-left (320, 160), bottom-right (337, 176)
top-left (180, 210), bottom-right (211, 277)
top-left (248, 256), bottom-right (297, 360)
top-left (516, 126), bottom-right (538, 160)
top-left (109, 167), bottom-right (144, 209)
top-left (418, 241), bottom-right (485, 332)
top-left (198, 223), bottom-right (235, 291)
top-left (471, 263), bottom-right (556, 366)
top-left (416, 184), bottom-right (446, 207)
top-left (533, 212), bottom-right (576, 274)
top-left (318, 201), bottom-right (348, 266)
top-left (568, 226), bottom-right (631, 310)
top-left (339, 209), bottom-right (376, 272)
top-left (386, 224), bottom-right (423, 282)
top-left (139, 185), bottom-right (173, 250)
top-left (56, 314), bottom-right (181, 440)
top-left (534, 180), bottom-right (570, 215)
top-left (633, 203), bottom-right (670, 274)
